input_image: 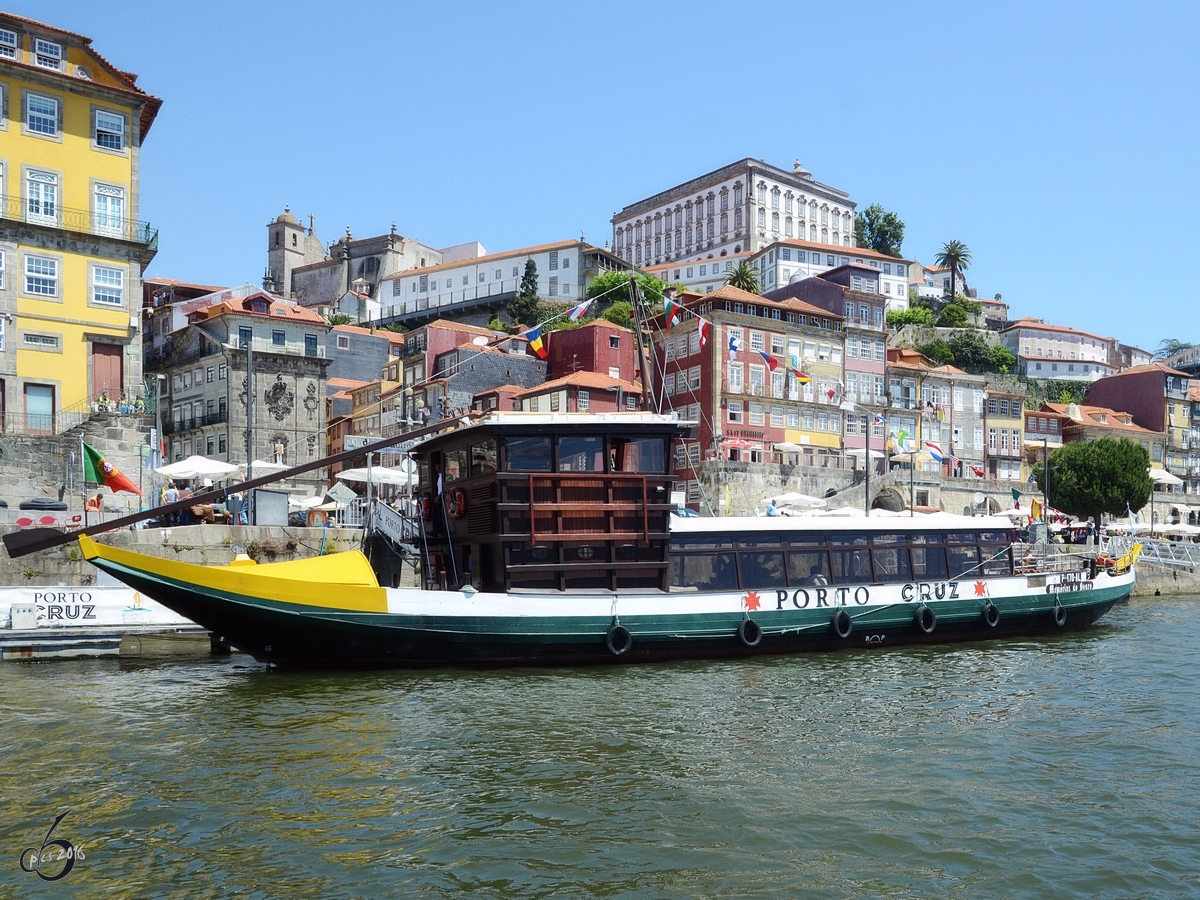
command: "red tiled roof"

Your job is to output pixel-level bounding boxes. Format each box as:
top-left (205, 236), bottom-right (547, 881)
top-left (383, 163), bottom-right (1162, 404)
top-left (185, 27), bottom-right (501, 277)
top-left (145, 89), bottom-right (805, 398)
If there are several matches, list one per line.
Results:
top-left (1101, 362), bottom-right (1191, 379)
top-left (145, 276), bottom-right (226, 293)
top-left (1043, 402), bottom-right (1163, 436)
top-left (198, 293), bottom-right (326, 324)
top-left (640, 252), bottom-right (752, 274)
top-left (327, 377), bottom-right (369, 389)
top-left (685, 283), bottom-right (846, 322)
top-left (1003, 318), bottom-right (1113, 342)
top-left (760, 238), bottom-right (915, 266)
top-left (332, 323), bottom-right (407, 344)
top-left (513, 371), bottom-right (641, 398)
top-left (474, 384), bottom-right (528, 397)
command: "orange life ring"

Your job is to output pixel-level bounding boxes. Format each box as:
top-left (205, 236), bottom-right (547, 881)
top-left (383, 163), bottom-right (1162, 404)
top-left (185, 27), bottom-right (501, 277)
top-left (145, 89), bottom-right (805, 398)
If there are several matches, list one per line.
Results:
top-left (447, 488), bottom-right (467, 519)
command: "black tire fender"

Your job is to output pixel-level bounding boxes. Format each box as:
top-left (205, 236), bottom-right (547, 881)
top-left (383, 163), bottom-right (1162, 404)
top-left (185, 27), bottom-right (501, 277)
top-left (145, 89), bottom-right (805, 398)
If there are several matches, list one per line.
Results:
top-left (605, 624), bottom-right (632, 656)
top-left (914, 603), bottom-right (937, 634)
top-left (737, 618), bottom-right (763, 648)
top-left (1053, 599), bottom-right (1067, 628)
top-left (982, 600), bottom-right (1000, 629)
top-left (831, 608), bottom-right (853, 639)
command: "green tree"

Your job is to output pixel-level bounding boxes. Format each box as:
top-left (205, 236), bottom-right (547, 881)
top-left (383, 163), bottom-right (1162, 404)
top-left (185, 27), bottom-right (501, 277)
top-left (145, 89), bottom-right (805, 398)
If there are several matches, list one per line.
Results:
top-left (508, 259), bottom-right (541, 326)
top-left (886, 306), bottom-right (934, 328)
top-left (376, 322), bottom-right (408, 333)
top-left (948, 330), bottom-right (991, 372)
top-left (990, 343), bottom-right (1017, 374)
top-left (853, 203), bottom-right (906, 257)
top-left (918, 338), bottom-right (954, 366)
top-left (585, 270), bottom-right (666, 312)
top-left (600, 301), bottom-right (634, 331)
top-left (725, 260), bottom-right (761, 293)
top-left (934, 239), bottom-right (972, 300)
top-left (487, 318), bottom-right (503, 332)
top-left (936, 303), bottom-right (969, 327)
top-left (1154, 338), bottom-right (1195, 359)
top-left (324, 312), bottom-right (353, 326)
top-left (1032, 438), bottom-right (1153, 523)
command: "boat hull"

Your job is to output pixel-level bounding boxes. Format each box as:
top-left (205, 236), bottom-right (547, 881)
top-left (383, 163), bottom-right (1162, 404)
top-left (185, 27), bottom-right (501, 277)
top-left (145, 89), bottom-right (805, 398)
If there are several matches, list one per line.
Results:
top-left (82, 538), bottom-right (1134, 669)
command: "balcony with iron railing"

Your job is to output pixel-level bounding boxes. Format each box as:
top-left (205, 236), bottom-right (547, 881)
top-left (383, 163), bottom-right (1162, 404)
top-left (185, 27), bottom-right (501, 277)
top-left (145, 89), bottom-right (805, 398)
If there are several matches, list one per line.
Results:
top-left (164, 410), bottom-right (228, 435)
top-left (2, 196), bottom-right (157, 250)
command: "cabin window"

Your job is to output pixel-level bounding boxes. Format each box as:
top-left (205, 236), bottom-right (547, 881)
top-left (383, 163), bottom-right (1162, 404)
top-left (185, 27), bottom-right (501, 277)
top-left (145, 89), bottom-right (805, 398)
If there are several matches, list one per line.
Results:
top-left (673, 535), bottom-right (734, 550)
top-left (504, 436), bottom-right (551, 471)
top-left (418, 459), bottom-right (430, 490)
top-left (471, 439), bottom-right (498, 476)
top-left (910, 547), bottom-right (949, 580)
top-left (445, 448), bottom-right (468, 482)
top-left (558, 436), bottom-right (604, 472)
top-left (788, 551), bottom-right (831, 585)
top-left (871, 548), bottom-right (912, 583)
top-left (830, 548), bottom-right (872, 583)
top-left (611, 437), bottom-right (667, 473)
top-left (947, 545), bottom-right (980, 579)
top-left (670, 552), bottom-right (738, 592)
top-left (740, 551), bottom-right (786, 588)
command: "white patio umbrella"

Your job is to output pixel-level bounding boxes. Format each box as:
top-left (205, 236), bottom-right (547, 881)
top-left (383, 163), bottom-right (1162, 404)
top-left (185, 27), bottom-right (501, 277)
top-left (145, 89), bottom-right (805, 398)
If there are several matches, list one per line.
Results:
top-left (1149, 468), bottom-right (1184, 486)
top-left (238, 460), bottom-right (289, 475)
top-left (758, 491), bottom-right (826, 509)
top-left (156, 455), bottom-right (240, 480)
top-left (336, 467), bottom-right (414, 486)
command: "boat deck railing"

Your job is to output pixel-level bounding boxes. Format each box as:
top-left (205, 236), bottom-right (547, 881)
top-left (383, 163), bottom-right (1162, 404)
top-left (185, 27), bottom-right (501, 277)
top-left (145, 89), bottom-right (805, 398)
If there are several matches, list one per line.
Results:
top-left (1100, 534), bottom-right (1199, 568)
top-left (1011, 542), bottom-right (1096, 576)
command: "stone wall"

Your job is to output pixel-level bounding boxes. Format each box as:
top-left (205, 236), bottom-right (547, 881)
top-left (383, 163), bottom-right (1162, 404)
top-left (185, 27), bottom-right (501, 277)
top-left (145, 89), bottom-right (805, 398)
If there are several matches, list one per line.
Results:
top-left (0, 412), bottom-right (153, 519)
top-left (1131, 560), bottom-right (1200, 597)
top-left (0, 524), bottom-right (365, 586)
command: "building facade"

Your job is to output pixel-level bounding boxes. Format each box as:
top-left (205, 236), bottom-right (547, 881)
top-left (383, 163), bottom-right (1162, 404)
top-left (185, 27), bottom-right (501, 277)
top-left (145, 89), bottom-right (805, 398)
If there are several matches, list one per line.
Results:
top-left (150, 292), bottom-right (331, 496)
top-left (1085, 363), bottom-right (1190, 479)
top-left (999, 317), bottom-right (1118, 382)
top-left (546, 320), bottom-right (637, 383)
top-left (983, 389), bottom-right (1025, 482)
top-left (0, 12), bottom-right (161, 431)
top-left (753, 241), bottom-right (912, 308)
top-left (885, 349), bottom-right (987, 476)
top-left (611, 159), bottom-right (856, 271)
top-left (514, 371), bottom-right (640, 414)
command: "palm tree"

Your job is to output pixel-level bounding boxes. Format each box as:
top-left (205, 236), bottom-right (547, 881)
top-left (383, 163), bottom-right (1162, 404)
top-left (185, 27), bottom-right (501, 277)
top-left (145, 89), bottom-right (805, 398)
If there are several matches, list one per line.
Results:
top-left (725, 260), bottom-right (761, 294)
top-left (934, 240), bottom-right (971, 301)
top-left (324, 312), bottom-right (354, 326)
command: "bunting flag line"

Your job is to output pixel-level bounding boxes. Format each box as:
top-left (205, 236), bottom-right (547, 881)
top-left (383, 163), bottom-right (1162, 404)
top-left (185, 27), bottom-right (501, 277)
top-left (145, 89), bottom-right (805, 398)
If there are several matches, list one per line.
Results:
top-left (873, 412), bottom-right (887, 426)
top-left (728, 332), bottom-right (741, 360)
top-left (565, 298), bottom-right (593, 322)
top-left (527, 324), bottom-right (548, 359)
top-left (759, 351), bottom-right (778, 372)
top-left (970, 464), bottom-right (985, 477)
top-left (664, 298), bottom-right (684, 330)
top-left (83, 441), bottom-right (142, 495)
top-left (698, 318), bottom-right (711, 348)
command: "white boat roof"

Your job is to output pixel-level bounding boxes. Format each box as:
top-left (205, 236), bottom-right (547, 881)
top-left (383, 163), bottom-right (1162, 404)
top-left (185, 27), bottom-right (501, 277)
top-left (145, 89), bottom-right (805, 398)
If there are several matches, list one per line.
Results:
top-left (411, 412), bottom-right (697, 448)
top-left (669, 512), bottom-right (1018, 535)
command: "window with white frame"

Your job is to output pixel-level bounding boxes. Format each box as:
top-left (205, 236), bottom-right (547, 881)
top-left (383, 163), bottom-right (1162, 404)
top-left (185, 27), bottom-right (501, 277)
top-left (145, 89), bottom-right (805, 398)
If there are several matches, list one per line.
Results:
top-left (92, 265), bottom-right (124, 306)
top-left (749, 331), bottom-right (765, 352)
top-left (771, 407), bottom-right (784, 427)
top-left (689, 332), bottom-right (700, 355)
top-left (664, 339), bottom-right (675, 360)
top-left (664, 373), bottom-right (675, 395)
top-left (688, 443), bottom-right (701, 466)
top-left (26, 170), bottom-right (57, 224)
top-left (94, 183), bottom-right (124, 235)
top-left (548, 276), bottom-right (558, 296)
top-left (689, 366), bottom-right (701, 390)
top-left (0, 249), bottom-right (4, 289)
top-left (94, 109), bottom-right (125, 151)
top-left (33, 38), bottom-right (62, 70)
top-left (749, 403), bottom-right (764, 425)
top-left (548, 250), bottom-right (558, 270)
top-left (24, 255), bottom-right (57, 296)
top-left (728, 363), bottom-right (742, 393)
top-left (770, 334), bottom-right (784, 355)
top-left (577, 390), bottom-right (589, 411)
top-left (26, 93), bottom-right (59, 136)
top-left (0, 28), bottom-right (16, 58)
top-left (728, 400), bottom-right (743, 423)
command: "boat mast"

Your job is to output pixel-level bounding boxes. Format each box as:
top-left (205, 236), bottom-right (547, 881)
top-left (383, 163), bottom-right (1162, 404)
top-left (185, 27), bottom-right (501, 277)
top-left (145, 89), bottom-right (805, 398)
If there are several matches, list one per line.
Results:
top-left (628, 276), bottom-right (655, 412)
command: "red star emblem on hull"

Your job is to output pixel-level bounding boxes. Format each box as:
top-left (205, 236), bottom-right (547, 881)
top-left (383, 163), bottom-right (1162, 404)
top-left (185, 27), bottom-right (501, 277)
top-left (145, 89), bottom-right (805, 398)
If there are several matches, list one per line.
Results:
top-left (974, 581), bottom-right (987, 597)
top-left (743, 591), bottom-right (762, 611)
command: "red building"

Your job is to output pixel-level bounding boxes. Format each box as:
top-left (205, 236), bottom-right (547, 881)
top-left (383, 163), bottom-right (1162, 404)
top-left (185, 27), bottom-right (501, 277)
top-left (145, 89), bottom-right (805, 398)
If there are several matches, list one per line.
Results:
top-left (546, 321), bottom-right (637, 383)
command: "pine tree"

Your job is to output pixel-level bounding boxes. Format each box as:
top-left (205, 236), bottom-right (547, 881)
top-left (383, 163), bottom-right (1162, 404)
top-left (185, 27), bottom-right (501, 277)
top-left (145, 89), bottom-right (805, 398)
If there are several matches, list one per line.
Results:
top-left (508, 259), bottom-right (541, 326)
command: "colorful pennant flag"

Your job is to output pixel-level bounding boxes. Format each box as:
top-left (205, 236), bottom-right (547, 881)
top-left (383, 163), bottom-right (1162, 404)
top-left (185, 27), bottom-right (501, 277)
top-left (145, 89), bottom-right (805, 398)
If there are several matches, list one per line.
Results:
top-left (925, 441), bottom-right (944, 462)
top-left (873, 412), bottom-right (887, 426)
top-left (698, 318), bottom-right (711, 348)
top-left (728, 332), bottom-right (741, 360)
top-left (759, 351), bottom-right (778, 372)
top-left (1030, 498), bottom-right (1043, 520)
top-left (970, 464), bottom-right (985, 477)
top-left (664, 298), bottom-right (684, 330)
top-left (565, 298), bottom-right (593, 322)
top-left (527, 324), bottom-right (548, 359)
top-left (83, 442), bottom-right (142, 495)
top-left (1011, 487), bottom-right (1021, 508)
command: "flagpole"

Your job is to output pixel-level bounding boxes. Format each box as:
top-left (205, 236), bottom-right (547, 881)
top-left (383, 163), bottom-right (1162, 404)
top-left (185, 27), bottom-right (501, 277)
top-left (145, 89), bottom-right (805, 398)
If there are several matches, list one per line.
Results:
top-left (864, 415), bottom-right (870, 517)
top-left (80, 433), bottom-right (87, 527)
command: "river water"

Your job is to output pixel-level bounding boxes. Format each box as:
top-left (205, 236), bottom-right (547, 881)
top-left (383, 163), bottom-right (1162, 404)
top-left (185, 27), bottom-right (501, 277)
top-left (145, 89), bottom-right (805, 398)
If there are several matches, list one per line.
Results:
top-left (2, 595), bottom-right (1199, 899)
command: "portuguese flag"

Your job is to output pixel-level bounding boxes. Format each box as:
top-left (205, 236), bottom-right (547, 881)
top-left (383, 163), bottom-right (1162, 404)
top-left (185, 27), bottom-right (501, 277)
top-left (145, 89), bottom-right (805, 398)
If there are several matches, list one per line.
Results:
top-left (83, 442), bottom-right (142, 495)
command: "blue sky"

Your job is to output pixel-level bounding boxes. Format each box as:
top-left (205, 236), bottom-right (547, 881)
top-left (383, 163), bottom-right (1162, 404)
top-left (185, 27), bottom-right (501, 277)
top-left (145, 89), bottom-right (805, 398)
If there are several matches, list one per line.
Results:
top-left (30, 0), bottom-right (1200, 354)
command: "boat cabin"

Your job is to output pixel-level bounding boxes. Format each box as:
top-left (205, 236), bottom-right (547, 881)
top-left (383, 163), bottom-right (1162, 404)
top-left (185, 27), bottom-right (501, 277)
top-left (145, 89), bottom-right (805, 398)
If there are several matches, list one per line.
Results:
top-left (410, 413), bottom-right (685, 593)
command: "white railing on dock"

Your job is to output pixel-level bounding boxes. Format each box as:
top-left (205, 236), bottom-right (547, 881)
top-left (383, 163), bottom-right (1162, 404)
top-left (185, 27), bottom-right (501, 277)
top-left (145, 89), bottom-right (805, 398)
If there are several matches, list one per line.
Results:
top-left (1101, 535), bottom-right (1200, 568)
top-left (373, 499), bottom-right (420, 546)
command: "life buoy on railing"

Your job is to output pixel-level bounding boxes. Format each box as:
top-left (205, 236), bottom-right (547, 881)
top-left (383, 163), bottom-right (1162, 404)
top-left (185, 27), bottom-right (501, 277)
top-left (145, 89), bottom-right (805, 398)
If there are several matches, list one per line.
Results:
top-left (306, 509), bottom-right (328, 528)
top-left (831, 608), bottom-right (853, 639)
top-left (446, 488), bottom-right (467, 519)
top-left (982, 600), bottom-right (1000, 629)
top-left (737, 618), bottom-right (763, 648)
top-left (914, 603), bottom-right (937, 634)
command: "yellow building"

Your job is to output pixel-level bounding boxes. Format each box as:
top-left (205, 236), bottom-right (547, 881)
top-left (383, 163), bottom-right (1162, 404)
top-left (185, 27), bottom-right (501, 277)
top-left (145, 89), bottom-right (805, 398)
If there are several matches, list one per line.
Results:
top-left (0, 13), bottom-right (160, 431)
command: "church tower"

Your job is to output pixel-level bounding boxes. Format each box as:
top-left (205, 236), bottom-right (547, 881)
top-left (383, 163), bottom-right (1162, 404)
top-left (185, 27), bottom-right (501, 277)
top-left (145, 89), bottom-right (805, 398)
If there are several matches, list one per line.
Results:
top-left (265, 205), bottom-right (314, 296)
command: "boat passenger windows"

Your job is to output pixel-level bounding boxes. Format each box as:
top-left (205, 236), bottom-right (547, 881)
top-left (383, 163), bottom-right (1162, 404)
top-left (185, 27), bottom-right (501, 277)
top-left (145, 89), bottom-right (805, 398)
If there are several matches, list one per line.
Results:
top-left (611, 436), bottom-right (667, 473)
top-left (740, 551), bottom-right (785, 588)
top-left (558, 436), bottom-right (604, 472)
top-left (977, 532), bottom-right (1009, 543)
top-left (737, 535), bottom-right (781, 547)
top-left (980, 546), bottom-right (1011, 576)
top-left (948, 545), bottom-right (980, 579)
top-left (445, 448), bottom-right (468, 482)
top-left (830, 548), bottom-right (872, 583)
top-left (471, 439), bottom-right (498, 477)
top-left (909, 533), bottom-right (942, 545)
top-left (829, 533), bottom-right (869, 546)
top-left (670, 552), bottom-right (738, 592)
top-left (788, 551), bottom-right (831, 585)
top-left (673, 535), bottom-right (734, 550)
top-left (872, 533), bottom-right (908, 546)
top-left (504, 436), bottom-right (551, 471)
top-left (872, 548), bottom-right (912, 583)
top-left (945, 532), bottom-right (977, 544)
top-left (910, 547), bottom-right (949, 580)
